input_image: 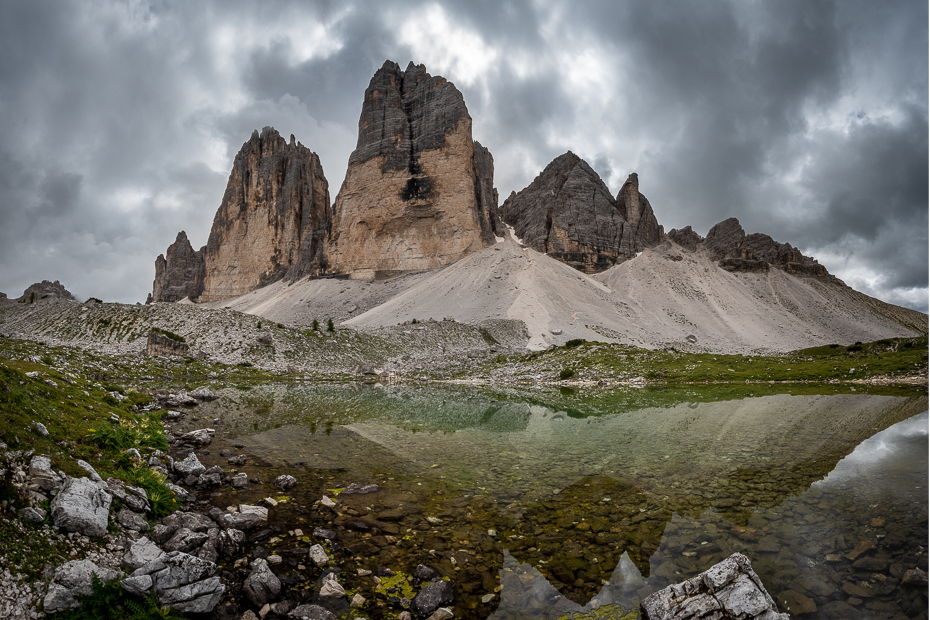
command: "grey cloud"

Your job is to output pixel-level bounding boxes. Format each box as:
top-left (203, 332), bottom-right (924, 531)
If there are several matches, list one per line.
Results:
top-left (802, 107), bottom-right (928, 245)
top-left (35, 172), bottom-right (83, 219)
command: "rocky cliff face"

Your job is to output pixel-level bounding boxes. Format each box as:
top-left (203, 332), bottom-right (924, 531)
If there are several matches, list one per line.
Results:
top-left (616, 173), bottom-right (663, 257)
top-left (326, 61), bottom-right (498, 278)
top-left (499, 154), bottom-right (663, 273)
top-left (666, 226), bottom-right (704, 251)
top-left (151, 61), bottom-right (501, 300)
top-left (473, 141), bottom-right (504, 240)
top-left (499, 152), bottom-right (625, 273)
top-left (199, 127), bottom-right (330, 301)
top-left (670, 217), bottom-right (829, 276)
top-left (151, 231), bottom-right (205, 303)
top-left (153, 128), bottom-right (331, 304)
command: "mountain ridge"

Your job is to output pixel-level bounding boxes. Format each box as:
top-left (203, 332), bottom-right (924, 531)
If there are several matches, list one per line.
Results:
top-left (144, 60), bottom-right (924, 353)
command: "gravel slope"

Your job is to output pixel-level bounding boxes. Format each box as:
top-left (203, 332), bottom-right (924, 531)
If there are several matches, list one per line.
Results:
top-left (202, 270), bottom-right (435, 326)
top-left (3, 239), bottom-right (924, 359)
top-left (342, 238), bottom-right (926, 353)
top-left (593, 241), bottom-right (927, 353)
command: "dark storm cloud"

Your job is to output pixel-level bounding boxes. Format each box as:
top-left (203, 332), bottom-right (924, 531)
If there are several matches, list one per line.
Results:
top-left (594, 0), bottom-right (845, 231)
top-left (0, 0), bottom-right (924, 312)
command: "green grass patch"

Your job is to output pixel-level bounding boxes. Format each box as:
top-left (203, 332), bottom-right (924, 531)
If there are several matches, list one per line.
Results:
top-left (470, 336), bottom-right (928, 386)
top-left (0, 356), bottom-right (170, 484)
top-left (114, 464), bottom-right (176, 518)
top-left (0, 510), bottom-right (63, 581)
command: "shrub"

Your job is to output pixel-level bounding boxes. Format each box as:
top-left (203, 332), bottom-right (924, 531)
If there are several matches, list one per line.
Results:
top-left (88, 413), bottom-right (167, 453)
top-left (847, 344), bottom-right (863, 352)
top-left (565, 339), bottom-right (584, 348)
top-left (559, 367), bottom-right (575, 380)
top-left (57, 572), bottom-right (185, 620)
top-left (257, 321), bottom-right (262, 329)
top-left (116, 465), bottom-right (176, 518)
top-left (327, 318), bottom-right (335, 332)
top-left (311, 319), bottom-right (319, 331)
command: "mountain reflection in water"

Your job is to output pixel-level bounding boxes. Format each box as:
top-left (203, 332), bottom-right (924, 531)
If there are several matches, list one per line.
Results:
top-left (191, 387), bottom-right (928, 620)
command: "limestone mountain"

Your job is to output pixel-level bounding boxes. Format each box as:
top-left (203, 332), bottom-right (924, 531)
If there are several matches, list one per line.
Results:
top-left (8, 280), bottom-right (77, 304)
top-left (152, 61), bottom-right (501, 302)
top-left (669, 217), bottom-right (829, 276)
top-left (152, 127), bottom-right (330, 303)
top-left (151, 231), bottom-right (204, 303)
top-left (138, 60), bottom-right (923, 358)
top-left (325, 61), bottom-right (502, 278)
top-left (200, 127), bottom-right (330, 301)
top-left (616, 172), bottom-right (662, 258)
top-left (499, 153), bottom-right (662, 273)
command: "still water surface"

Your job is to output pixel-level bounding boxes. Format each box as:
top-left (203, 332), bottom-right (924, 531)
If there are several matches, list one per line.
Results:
top-left (188, 385), bottom-right (927, 619)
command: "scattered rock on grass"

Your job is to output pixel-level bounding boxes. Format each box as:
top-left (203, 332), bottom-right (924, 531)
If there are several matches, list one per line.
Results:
top-left (50, 476), bottom-right (112, 537)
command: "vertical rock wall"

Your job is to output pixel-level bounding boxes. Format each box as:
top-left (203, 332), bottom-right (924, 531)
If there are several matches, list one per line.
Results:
top-left (152, 231), bottom-right (205, 303)
top-left (325, 61), bottom-right (498, 278)
top-left (196, 128), bottom-right (330, 302)
top-left (617, 172), bottom-right (663, 257)
top-left (151, 60), bottom-right (501, 300)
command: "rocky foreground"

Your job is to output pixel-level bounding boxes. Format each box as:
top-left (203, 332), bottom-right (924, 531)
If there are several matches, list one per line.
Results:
top-left (0, 382), bottom-right (462, 620)
top-left (3, 422), bottom-right (803, 620)
top-left (0, 333), bottom-right (927, 619)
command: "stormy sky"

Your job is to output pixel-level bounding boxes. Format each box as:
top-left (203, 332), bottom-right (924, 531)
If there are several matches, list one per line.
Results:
top-left (0, 0), bottom-right (926, 312)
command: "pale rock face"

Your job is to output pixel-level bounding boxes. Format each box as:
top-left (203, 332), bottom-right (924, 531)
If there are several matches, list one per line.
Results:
top-left (50, 476), bottom-right (112, 537)
top-left (326, 61), bottom-right (499, 278)
top-left (153, 127), bottom-right (330, 304)
top-left (199, 127), bottom-right (330, 301)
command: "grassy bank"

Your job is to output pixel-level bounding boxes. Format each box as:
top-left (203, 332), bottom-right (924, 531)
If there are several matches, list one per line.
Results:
top-left (0, 357), bottom-right (171, 581)
top-left (470, 336), bottom-right (928, 388)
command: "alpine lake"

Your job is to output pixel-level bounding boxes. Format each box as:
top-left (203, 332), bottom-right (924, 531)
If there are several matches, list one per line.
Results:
top-left (172, 382), bottom-right (928, 620)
